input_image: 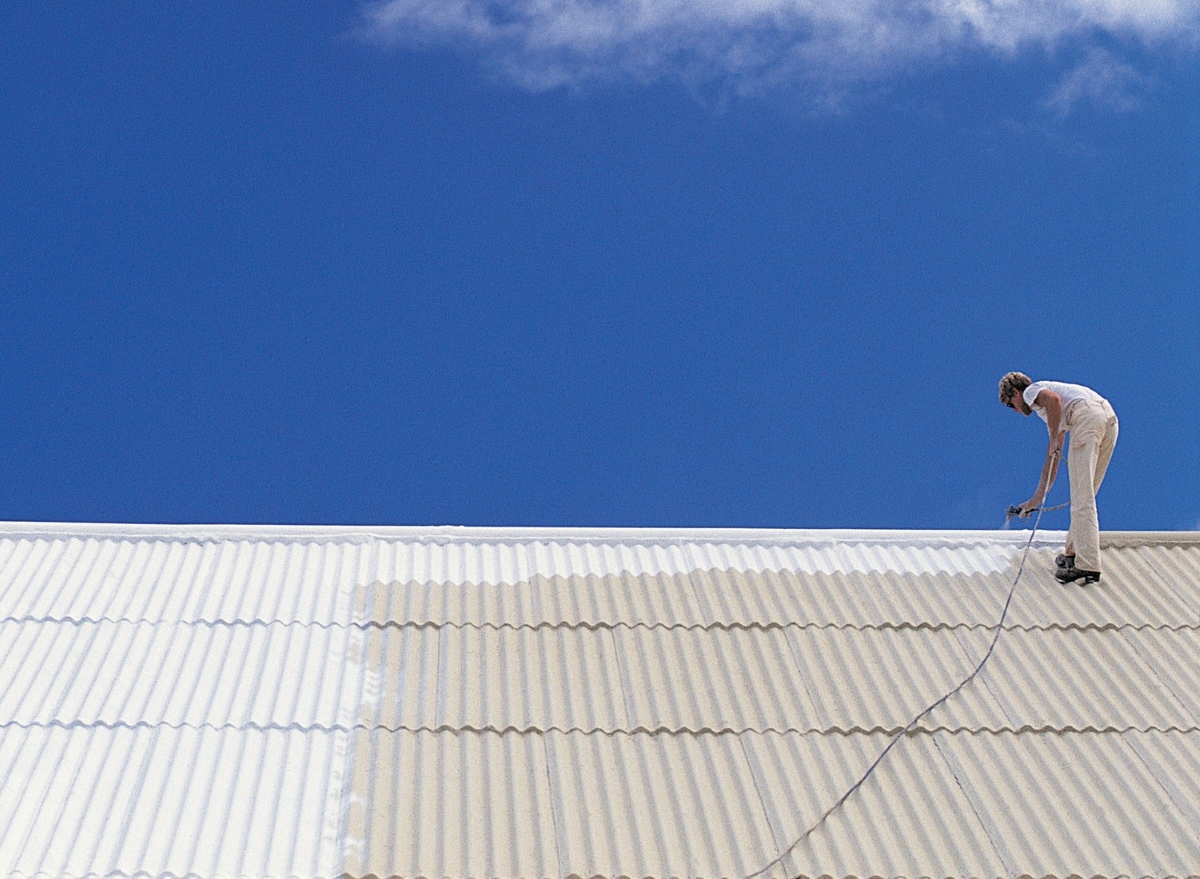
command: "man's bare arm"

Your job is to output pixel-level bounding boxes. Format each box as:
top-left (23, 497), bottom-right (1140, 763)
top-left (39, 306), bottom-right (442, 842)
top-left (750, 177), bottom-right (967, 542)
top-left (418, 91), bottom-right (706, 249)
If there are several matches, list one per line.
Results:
top-left (1019, 389), bottom-right (1065, 513)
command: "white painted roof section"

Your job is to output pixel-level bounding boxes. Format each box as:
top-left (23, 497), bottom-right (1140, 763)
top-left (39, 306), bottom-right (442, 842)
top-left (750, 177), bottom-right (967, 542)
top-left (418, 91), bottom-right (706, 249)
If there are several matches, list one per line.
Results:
top-left (1, 522), bottom-right (1198, 879)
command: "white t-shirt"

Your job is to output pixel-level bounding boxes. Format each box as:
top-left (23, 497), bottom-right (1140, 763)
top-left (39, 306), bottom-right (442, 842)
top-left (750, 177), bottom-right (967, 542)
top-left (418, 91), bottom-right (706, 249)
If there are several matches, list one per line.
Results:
top-left (1022, 381), bottom-right (1107, 433)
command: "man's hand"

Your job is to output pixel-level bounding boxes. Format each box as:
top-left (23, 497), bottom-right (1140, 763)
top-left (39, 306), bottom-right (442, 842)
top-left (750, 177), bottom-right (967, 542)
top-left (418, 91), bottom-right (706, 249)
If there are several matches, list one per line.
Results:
top-left (1018, 497), bottom-right (1043, 516)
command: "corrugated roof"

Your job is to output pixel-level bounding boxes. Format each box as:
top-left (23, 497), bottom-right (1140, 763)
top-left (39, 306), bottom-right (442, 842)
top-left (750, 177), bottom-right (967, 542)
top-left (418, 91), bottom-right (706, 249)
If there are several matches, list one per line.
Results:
top-left (1, 522), bottom-right (1198, 879)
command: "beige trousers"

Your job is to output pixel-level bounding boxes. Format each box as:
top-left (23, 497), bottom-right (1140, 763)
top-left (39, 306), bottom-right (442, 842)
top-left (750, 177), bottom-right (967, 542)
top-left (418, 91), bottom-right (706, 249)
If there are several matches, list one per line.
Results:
top-left (1065, 399), bottom-right (1119, 572)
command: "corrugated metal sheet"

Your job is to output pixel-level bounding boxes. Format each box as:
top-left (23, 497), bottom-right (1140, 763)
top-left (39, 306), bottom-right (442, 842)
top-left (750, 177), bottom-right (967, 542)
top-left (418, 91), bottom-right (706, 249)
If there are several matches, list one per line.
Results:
top-left (5, 531), bottom-right (1194, 630)
top-left (1, 522), bottom-right (1199, 879)
top-left (746, 730), bottom-right (1200, 879)
top-left (5, 621), bottom-right (1197, 734)
top-left (0, 726), bottom-right (347, 879)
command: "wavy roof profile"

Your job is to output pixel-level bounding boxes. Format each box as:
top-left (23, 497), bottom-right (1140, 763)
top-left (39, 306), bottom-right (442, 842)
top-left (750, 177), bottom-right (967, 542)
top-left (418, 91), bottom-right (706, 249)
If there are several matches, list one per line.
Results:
top-left (0, 522), bottom-right (1198, 879)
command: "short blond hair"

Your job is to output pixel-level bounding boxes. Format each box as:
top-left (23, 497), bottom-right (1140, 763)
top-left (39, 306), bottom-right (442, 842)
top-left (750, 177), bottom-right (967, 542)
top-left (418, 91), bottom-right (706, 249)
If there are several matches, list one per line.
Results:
top-left (998, 372), bottom-right (1032, 405)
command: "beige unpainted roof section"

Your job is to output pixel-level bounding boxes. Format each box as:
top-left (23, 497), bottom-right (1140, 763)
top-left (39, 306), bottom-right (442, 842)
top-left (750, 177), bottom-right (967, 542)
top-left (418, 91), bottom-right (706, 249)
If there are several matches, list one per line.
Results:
top-left (1, 521), bottom-right (1198, 879)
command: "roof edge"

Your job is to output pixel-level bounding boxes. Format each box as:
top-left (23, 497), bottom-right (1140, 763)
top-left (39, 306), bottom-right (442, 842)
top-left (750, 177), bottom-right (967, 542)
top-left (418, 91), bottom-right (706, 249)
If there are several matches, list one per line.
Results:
top-left (0, 520), bottom-right (1195, 547)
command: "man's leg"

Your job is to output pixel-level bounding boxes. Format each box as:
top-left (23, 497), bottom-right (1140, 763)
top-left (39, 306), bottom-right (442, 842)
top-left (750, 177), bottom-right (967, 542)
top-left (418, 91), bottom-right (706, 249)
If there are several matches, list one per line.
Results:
top-left (1092, 413), bottom-right (1119, 495)
top-left (1068, 414), bottom-right (1105, 572)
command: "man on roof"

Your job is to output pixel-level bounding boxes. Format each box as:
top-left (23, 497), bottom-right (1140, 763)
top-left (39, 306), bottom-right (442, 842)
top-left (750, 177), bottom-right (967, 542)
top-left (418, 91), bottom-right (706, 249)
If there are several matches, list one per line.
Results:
top-left (999, 373), bottom-right (1119, 584)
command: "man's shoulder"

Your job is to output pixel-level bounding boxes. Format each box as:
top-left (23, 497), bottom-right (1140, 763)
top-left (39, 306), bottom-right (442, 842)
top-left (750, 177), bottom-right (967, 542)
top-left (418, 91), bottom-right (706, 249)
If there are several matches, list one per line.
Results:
top-left (1028, 380), bottom-right (1085, 396)
top-left (1030, 381), bottom-right (1106, 406)
top-left (1023, 380), bottom-right (1053, 404)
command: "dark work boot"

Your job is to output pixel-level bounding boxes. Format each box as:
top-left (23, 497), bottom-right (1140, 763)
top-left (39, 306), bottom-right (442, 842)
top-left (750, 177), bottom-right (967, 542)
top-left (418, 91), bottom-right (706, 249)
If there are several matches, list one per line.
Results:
top-left (1056, 566), bottom-right (1100, 585)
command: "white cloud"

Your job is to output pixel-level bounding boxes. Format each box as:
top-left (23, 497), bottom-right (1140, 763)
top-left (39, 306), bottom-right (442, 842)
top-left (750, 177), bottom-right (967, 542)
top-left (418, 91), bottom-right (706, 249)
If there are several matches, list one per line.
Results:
top-left (1042, 48), bottom-right (1158, 116)
top-left (360, 0), bottom-right (1199, 93)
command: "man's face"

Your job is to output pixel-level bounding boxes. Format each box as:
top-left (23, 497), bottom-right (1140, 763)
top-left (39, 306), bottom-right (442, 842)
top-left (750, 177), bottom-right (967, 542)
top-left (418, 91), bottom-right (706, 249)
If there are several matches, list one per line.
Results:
top-left (1004, 389), bottom-right (1031, 415)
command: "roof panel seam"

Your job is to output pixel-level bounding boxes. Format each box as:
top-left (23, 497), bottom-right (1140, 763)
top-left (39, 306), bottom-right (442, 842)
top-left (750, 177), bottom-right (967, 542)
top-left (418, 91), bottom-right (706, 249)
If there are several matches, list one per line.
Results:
top-left (6, 616), bottom-right (1199, 633)
top-left (5, 722), bottom-right (1199, 737)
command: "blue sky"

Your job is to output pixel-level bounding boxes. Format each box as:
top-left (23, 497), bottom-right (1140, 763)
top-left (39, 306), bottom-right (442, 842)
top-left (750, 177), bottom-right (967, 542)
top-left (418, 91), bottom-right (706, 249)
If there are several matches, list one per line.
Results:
top-left (1, 3), bottom-right (1197, 530)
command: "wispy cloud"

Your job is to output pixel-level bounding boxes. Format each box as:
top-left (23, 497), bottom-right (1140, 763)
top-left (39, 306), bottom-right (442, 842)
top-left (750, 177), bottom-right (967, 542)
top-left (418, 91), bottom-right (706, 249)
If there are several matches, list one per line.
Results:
top-left (360, 0), bottom-right (1199, 96)
top-left (1042, 48), bottom-right (1158, 116)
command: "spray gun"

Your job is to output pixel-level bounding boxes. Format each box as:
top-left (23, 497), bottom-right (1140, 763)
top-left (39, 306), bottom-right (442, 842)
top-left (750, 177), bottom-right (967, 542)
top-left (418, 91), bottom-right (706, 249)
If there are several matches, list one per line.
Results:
top-left (1005, 505), bottom-right (1031, 523)
top-left (1006, 501), bottom-right (1070, 524)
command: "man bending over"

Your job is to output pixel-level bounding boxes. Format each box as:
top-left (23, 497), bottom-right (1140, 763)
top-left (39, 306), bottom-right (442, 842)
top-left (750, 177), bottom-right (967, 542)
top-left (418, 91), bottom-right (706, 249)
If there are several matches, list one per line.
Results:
top-left (999, 372), bottom-right (1119, 584)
